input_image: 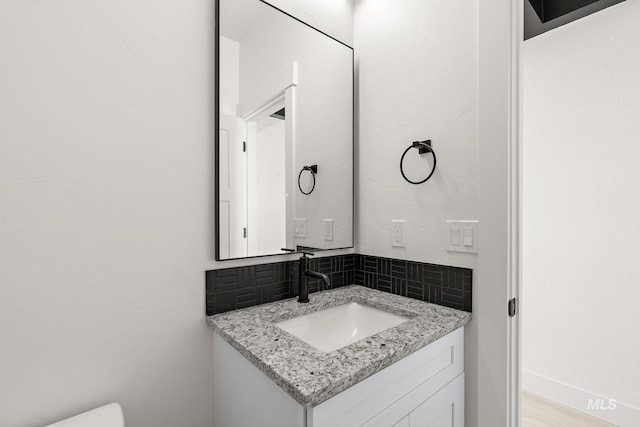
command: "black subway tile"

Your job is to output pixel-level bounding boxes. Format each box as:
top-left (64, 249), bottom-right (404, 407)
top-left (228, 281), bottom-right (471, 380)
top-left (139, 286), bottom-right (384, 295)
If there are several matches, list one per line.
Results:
top-left (378, 258), bottom-right (391, 276)
top-left (344, 270), bottom-right (354, 286)
top-left (215, 290), bottom-right (236, 313)
top-left (407, 262), bottom-right (423, 282)
top-left (364, 256), bottom-right (377, 273)
top-left (392, 277), bottom-right (407, 297)
top-left (318, 257), bottom-right (332, 274)
top-left (391, 260), bottom-right (407, 279)
top-left (407, 280), bottom-right (424, 300)
top-left (343, 254), bottom-right (354, 270)
top-left (205, 253), bottom-right (472, 314)
top-left (331, 256), bottom-right (344, 273)
top-left (377, 274), bottom-right (392, 293)
top-left (330, 272), bottom-right (344, 288)
top-left (364, 271), bottom-right (377, 288)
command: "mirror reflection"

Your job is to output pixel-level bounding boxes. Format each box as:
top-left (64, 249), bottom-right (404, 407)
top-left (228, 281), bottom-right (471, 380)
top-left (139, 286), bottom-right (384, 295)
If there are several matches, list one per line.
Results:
top-left (216, 0), bottom-right (354, 260)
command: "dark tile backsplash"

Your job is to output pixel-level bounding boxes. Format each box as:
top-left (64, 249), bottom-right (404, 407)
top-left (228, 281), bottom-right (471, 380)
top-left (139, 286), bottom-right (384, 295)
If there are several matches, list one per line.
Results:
top-left (206, 254), bottom-right (472, 316)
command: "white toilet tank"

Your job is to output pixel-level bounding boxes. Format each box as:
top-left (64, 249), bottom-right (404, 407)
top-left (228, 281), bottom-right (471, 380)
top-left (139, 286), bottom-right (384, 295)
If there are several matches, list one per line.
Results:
top-left (46, 403), bottom-right (124, 427)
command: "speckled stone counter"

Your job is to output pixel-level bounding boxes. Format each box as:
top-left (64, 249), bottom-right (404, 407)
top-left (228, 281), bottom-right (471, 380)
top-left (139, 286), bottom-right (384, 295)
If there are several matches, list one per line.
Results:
top-left (207, 285), bottom-right (471, 408)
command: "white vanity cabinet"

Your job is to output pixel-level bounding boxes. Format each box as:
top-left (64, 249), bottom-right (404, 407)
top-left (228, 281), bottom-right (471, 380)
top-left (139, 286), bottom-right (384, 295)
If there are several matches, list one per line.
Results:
top-left (212, 327), bottom-right (464, 427)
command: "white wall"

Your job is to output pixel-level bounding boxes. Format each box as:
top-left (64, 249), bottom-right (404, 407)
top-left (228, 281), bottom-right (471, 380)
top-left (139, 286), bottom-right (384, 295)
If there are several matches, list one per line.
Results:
top-left (523, 1), bottom-right (640, 425)
top-left (354, 1), bottom-right (486, 426)
top-left (0, 1), bottom-right (353, 427)
top-left (355, 0), bottom-right (478, 269)
top-left (0, 1), bottom-right (215, 425)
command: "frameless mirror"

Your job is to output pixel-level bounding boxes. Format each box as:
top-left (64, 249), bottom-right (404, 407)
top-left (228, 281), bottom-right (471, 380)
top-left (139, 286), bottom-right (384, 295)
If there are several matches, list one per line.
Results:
top-left (215, 0), bottom-right (354, 260)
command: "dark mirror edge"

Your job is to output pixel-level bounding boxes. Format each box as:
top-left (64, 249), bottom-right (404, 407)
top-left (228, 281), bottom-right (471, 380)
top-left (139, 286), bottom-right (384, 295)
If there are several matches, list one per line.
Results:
top-left (213, 0), bottom-right (355, 261)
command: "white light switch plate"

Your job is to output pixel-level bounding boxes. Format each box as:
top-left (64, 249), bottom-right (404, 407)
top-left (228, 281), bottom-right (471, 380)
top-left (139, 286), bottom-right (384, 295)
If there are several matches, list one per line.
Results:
top-left (446, 220), bottom-right (478, 253)
top-left (324, 219), bottom-right (333, 241)
top-left (295, 218), bottom-right (306, 238)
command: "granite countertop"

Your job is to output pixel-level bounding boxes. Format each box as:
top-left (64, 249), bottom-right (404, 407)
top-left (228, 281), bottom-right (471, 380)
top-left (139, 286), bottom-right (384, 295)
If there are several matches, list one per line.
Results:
top-left (207, 285), bottom-right (471, 408)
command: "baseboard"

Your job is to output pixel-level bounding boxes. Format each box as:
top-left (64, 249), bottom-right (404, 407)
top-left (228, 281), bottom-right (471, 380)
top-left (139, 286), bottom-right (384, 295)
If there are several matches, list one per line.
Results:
top-left (522, 369), bottom-right (640, 427)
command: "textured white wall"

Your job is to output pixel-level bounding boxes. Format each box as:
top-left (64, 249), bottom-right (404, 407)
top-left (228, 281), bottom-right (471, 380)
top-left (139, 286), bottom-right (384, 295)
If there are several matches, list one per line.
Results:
top-left (354, 0), bottom-right (478, 269)
top-left (0, 1), bottom-right (353, 426)
top-left (354, 0), bottom-right (483, 426)
top-left (523, 1), bottom-right (640, 425)
top-left (0, 1), bottom-right (215, 425)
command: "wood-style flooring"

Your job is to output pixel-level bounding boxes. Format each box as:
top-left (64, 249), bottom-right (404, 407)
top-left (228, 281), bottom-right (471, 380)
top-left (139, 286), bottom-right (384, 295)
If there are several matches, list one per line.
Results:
top-left (522, 391), bottom-right (618, 427)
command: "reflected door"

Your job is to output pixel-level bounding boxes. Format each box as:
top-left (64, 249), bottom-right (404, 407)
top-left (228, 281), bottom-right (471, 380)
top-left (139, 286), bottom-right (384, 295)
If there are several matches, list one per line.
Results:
top-left (219, 114), bottom-right (247, 259)
top-left (246, 103), bottom-right (288, 257)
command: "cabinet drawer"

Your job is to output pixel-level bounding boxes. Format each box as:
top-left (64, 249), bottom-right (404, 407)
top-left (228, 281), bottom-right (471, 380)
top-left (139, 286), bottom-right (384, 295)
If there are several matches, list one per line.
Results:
top-left (309, 328), bottom-right (464, 427)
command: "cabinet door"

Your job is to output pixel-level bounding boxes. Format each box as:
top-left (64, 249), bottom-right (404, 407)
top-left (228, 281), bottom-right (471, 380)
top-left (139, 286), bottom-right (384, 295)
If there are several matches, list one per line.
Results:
top-left (409, 373), bottom-right (464, 427)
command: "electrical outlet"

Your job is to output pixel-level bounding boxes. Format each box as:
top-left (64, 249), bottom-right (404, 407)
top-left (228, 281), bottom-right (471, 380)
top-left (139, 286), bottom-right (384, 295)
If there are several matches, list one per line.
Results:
top-left (392, 220), bottom-right (405, 247)
top-left (324, 219), bottom-right (333, 241)
top-left (295, 218), bottom-right (306, 238)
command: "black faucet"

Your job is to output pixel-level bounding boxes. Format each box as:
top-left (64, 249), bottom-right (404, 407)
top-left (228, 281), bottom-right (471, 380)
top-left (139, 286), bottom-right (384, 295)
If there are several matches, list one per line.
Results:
top-left (297, 252), bottom-right (331, 303)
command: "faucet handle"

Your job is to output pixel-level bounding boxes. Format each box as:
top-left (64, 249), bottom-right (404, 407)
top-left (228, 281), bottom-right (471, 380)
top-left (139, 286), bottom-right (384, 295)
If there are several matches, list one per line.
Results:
top-left (300, 251), bottom-right (315, 257)
top-left (280, 248), bottom-right (297, 253)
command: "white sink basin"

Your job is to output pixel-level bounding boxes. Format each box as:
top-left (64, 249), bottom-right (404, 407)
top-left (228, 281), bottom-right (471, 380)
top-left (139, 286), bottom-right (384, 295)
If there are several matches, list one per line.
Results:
top-left (275, 302), bottom-right (409, 353)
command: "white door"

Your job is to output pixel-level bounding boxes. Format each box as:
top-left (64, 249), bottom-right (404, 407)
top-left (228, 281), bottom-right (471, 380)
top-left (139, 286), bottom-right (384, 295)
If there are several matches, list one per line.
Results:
top-left (219, 114), bottom-right (247, 259)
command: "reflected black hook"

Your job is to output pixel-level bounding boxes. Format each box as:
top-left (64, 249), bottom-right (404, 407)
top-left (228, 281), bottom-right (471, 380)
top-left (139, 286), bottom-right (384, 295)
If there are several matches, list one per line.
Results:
top-left (298, 164), bottom-right (317, 195)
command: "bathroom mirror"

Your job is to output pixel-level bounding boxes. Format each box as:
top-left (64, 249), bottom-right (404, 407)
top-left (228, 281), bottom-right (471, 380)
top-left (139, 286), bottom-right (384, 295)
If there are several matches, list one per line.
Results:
top-left (215, 0), bottom-right (354, 260)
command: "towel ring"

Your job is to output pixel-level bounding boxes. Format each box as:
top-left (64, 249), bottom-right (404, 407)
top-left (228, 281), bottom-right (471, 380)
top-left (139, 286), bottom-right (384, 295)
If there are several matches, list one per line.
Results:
top-left (400, 140), bottom-right (437, 185)
top-left (298, 164), bottom-right (317, 195)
